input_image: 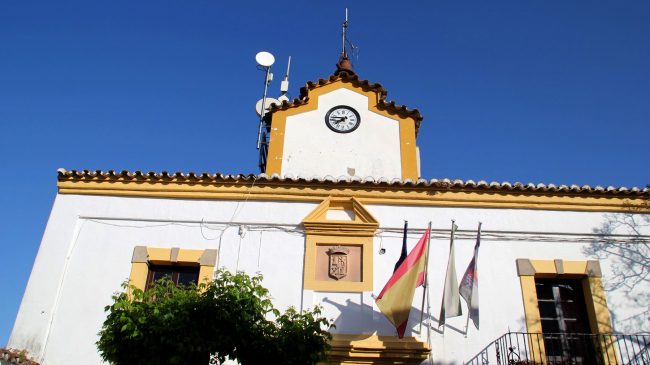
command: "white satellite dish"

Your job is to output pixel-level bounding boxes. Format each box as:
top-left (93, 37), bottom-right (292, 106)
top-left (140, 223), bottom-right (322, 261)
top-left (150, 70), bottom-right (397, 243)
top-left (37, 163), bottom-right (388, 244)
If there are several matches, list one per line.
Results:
top-left (255, 97), bottom-right (280, 116)
top-left (255, 51), bottom-right (275, 67)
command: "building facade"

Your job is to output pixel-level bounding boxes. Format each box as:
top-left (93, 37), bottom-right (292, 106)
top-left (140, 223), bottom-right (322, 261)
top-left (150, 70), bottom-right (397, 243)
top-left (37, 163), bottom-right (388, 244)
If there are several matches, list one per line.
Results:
top-left (8, 58), bottom-right (650, 364)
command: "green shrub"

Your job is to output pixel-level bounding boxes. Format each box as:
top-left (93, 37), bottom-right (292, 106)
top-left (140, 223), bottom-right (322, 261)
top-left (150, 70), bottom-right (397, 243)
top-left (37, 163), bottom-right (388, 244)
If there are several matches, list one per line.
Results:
top-left (97, 270), bottom-right (332, 365)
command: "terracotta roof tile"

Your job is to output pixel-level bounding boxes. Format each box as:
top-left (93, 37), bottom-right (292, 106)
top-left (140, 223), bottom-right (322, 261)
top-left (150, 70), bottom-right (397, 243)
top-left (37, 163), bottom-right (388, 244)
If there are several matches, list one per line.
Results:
top-left (57, 168), bottom-right (650, 197)
top-left (0, 348), bottom-right (40, 365)
top-left (267, 71), bottom-right (424, 134)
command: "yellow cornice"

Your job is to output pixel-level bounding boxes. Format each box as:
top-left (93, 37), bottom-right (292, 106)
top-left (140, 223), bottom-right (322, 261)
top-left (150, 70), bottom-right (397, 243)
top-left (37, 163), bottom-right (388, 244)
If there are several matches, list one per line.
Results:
top-left (327, 334), bottom-right (430, 364)
top-left (57, 178), bottom-right (650, 213)
top-left (302, 218), bottom-right (379, 237)
top-left (302, 197), bottom-right (380, 236)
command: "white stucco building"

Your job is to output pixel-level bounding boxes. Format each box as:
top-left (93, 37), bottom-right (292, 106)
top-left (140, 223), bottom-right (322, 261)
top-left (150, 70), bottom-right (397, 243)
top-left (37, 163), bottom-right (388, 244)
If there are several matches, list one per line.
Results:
top-left (7, 55), bottom-right (650, 365)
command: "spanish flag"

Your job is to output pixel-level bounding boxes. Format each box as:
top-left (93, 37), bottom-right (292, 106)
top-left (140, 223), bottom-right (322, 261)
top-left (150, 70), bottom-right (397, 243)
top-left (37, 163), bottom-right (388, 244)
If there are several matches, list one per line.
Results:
top-left (375, 229), bottom-right (430, 338)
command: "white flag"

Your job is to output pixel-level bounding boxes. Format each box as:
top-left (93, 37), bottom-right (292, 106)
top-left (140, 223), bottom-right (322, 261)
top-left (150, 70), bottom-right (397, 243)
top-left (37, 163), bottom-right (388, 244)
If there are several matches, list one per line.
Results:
top-left (459, 225), bottom-right (481, 330)
top-left (439, 222), bottom-right (462, 328)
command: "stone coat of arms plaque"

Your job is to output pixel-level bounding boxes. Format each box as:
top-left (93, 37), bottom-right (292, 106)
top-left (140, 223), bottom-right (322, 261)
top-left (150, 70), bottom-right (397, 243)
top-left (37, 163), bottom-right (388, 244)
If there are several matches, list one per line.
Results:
top-left (327, 246), bottom-right (350, 280)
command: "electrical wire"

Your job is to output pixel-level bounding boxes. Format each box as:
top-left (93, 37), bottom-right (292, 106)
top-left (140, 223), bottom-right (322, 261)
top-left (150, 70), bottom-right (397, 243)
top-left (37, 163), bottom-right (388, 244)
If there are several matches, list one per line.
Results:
top-left (82, 217), bottom-right (649, 245)
top-left (235, 235), bottom-right (243, 272)
top-left (227, 175), bottom-right (258, 222)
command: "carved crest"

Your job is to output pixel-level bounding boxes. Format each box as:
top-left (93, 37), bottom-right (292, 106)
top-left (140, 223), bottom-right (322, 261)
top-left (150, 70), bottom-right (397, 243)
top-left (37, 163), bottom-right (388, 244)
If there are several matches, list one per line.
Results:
top-left (327, 246), bottom-right (350, 280)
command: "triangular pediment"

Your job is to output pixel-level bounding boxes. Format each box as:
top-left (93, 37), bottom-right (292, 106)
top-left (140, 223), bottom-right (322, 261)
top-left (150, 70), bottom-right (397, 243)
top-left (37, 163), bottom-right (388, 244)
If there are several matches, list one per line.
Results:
top-left (268, 73), bottom-right (423, 133)
top-left (302, 197), bottom-right (379, 236)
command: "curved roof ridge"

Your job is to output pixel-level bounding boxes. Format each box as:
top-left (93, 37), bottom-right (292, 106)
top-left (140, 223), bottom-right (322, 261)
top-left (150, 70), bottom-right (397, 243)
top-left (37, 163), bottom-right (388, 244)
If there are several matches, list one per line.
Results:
top-left (267, 71), bottom-right (423, 134)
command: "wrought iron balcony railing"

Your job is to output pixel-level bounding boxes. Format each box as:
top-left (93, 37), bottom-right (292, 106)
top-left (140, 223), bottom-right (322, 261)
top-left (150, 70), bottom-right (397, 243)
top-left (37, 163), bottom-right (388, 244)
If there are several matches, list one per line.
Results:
top-left (465, 332), bottom-right (650, 365)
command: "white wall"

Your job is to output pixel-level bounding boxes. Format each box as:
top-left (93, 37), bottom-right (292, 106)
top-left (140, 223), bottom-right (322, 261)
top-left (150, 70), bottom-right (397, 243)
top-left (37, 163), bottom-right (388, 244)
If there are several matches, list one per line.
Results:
top-left (9, 194), bottom-right (649, 364)
top-left (368, 205), bottom-right (649, 362)
top-left (9, 194), bottom-right (317, 364)
top-left (280, 88), bottom-right (403, 179)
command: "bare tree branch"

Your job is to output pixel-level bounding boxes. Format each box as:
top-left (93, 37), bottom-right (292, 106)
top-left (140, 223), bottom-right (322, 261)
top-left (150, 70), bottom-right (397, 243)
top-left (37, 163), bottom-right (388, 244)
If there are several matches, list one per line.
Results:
top-left (584, 200), bottom-right (650, 331)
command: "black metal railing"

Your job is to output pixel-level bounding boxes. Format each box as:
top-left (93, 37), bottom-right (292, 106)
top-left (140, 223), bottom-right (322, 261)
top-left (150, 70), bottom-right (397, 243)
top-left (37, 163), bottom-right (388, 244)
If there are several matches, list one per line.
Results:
top-left (465, 332), bottom-right (650, 365)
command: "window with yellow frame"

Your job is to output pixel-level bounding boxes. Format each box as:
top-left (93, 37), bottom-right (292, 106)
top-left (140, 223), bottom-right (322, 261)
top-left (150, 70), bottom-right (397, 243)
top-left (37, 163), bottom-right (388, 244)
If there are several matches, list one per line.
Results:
top-left (129, 246), bottom-right (217, 291)
top-left (516, 258), bottom-right (615, 363)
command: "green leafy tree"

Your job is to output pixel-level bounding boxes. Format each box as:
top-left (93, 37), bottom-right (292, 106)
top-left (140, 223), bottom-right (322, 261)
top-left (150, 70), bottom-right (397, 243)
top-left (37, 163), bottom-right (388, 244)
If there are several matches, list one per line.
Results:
top-left (97, 270), bottom-right (332, 365)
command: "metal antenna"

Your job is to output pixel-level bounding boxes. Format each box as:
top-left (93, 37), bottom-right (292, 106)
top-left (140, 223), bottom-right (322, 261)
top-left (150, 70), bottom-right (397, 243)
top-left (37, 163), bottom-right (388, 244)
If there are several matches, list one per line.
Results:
top-left (254, 51), bottom-right (275, 153)
top-left (280, 56), bottom-right (291, 95)
top-left (256, 68), bottom-right (272, 150)
top-left (341, 8), bottom-right (348, 58)
top-left (286, 56), bottom-right (292, 79)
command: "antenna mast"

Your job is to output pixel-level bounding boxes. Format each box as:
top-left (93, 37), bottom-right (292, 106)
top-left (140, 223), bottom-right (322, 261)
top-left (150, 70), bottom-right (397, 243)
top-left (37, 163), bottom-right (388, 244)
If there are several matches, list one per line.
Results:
top-left (254, 51), bottom-right (276, 173)
top-left (286, 56), bottom-right (292, 79)
top-left (280, 56), bottom-right (291, 99)
top-left (341, 8), bottom-right (348, 58)
top-left (253, 52), bottom-right (292, 173)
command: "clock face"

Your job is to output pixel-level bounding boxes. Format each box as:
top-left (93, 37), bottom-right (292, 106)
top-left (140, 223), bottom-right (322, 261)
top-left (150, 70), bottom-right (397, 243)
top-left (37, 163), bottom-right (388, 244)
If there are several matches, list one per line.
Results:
top-left (325, 105), bottom-right (361, 133)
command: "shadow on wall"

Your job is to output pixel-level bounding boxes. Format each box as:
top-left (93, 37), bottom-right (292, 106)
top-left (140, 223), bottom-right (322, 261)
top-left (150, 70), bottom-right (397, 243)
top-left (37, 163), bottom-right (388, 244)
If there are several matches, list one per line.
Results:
top-left (321, 296), bottom-right (463, 365)
top-left (321, 296), bottom-right (468, 338)
top-left (585, 203), bottom-right (650, 332)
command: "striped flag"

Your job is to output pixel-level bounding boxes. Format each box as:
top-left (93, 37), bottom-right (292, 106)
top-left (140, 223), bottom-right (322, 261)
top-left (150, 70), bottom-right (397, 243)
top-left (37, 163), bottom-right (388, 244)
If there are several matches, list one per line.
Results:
top-left (393, 221), bottom-right (408, 273)
top-left (439, 221), bottom-right (462, 328)
top-left (375, 228), bottom-right (430, 338)
top-left (459, 224), bottom-right (481, 330)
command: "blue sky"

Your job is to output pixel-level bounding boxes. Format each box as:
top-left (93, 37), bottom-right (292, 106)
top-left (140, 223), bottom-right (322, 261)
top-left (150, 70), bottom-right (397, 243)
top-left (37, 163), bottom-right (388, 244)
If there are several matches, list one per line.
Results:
top-left (1, 0), bottom-right (649, 347)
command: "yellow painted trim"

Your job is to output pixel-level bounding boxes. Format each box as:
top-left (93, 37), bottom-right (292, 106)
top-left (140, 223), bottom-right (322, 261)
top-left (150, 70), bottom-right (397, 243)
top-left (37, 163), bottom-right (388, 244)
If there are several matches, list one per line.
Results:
top-left (265, 79), bottom-right (420, 180)
top-left (325, 334), bottom-right (430, 365)
top-left (583, 277), bottom-right (613, 333)
top-left (519, 276), bottom-right (542, 333)
top-left (562, 260), bottom-right (588, 275)
top-left (146, 248), bottom-right (203, 264)
top-left (128, 247), bottom-right (215, 292)
top-left (303, 236), bottom-right (373, 292)
top-left (303, 197), bottom-right (380, 237)
top-left (57, 179), bottom-right (650, 213)
top-left (176, 249), bottom-right (203, 263)
top-left (198, 265), bottom-right (214, 285)
top-left (128, 262), bottom-right (149, 296)
top-left (519, 259), bottom-right (615, 364)
top-left (530, 260), bottom-right (557, 276)
top-left (519, 276), bottom-right (546, 362)
top-left (522, 259), bottom-right (614, 333)
top-left (398, 112), bottom-right (418, 181)
top-left (584, 277), bottom-right (617, 361)
top-left (303, 198), bottom-right (378, 292)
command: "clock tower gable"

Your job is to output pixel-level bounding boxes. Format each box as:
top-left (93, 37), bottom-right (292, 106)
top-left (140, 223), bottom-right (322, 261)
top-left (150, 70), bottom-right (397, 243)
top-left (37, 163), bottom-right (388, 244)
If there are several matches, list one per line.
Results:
top-left (265, 73), bottom-right (422, 181)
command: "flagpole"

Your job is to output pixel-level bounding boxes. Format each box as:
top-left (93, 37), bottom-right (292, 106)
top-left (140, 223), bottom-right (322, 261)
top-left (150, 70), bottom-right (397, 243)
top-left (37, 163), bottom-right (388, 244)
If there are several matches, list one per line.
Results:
top-left (463, 222), bottom-right (482, 337)
top-left (426, 281), bottom-right (433, 365)
top-left (425, 224), bottom-right (433, 365)
top-left (439, 220), bottom-right (457, 334)
top-left (419, 221), bottom-right (432, 333)
top-left (463, 300), bottom-right (471, 338)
